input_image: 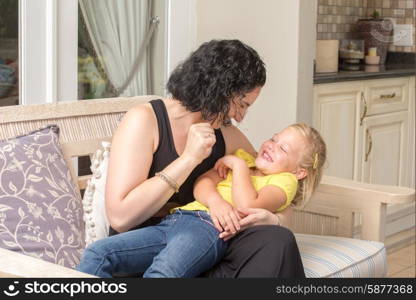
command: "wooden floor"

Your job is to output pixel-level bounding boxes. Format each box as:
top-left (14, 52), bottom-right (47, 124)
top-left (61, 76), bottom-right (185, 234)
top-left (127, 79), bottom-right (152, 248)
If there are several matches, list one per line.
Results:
top-left (387, 241), bottom-right (415, 277)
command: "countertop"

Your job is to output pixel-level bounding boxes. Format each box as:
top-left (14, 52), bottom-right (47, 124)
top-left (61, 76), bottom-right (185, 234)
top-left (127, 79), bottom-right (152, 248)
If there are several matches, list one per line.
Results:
top-left (314, 63), bottom-right (415, 84)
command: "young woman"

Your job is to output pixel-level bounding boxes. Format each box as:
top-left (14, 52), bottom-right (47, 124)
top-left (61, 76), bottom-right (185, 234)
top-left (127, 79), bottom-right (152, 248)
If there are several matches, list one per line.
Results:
top-left (77, 39), bottom-right (305, 278)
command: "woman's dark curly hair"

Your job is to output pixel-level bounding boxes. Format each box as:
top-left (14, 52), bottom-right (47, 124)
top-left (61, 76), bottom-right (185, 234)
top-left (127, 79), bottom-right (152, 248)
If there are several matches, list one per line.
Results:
top-left (167, 39), bottom-right (266, 125)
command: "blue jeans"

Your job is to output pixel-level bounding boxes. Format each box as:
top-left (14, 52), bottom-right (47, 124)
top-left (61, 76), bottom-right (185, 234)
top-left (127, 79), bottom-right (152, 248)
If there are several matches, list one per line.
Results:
top-left (76, 210), bottom-right (227, 278)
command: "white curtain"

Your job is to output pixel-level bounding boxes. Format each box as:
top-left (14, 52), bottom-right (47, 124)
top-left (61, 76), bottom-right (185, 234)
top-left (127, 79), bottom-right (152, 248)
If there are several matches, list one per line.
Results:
top-left (79, 0), bottom-right (151, 96)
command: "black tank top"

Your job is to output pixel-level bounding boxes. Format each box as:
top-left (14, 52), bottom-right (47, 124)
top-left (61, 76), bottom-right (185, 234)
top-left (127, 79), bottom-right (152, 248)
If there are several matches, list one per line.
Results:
top-left (109, 99), bottom-right (225, 234)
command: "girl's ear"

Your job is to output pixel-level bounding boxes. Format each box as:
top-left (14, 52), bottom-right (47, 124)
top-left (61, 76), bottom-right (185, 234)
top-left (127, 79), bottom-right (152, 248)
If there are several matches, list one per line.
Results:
top-left (295, 168), bottom-right (308, 180)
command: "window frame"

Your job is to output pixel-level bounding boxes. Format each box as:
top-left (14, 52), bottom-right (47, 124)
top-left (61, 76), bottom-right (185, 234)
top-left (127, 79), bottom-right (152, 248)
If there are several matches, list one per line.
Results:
top-left (18, 0), bottom-right (195, 104)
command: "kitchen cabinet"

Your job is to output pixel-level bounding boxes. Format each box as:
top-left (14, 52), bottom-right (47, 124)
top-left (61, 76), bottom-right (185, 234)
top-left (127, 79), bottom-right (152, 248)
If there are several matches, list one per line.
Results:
top-left (313, 76), bottom-right (415, 189)
top-left (313, 76), bottom-right (415, 240)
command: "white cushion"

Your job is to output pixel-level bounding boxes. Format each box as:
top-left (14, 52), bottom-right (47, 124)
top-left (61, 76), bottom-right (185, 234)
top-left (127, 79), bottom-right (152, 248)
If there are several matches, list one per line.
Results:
top-left (295, 233), bottom-right (387, 278)
top-left (82, 141), bottom-right (111, 246)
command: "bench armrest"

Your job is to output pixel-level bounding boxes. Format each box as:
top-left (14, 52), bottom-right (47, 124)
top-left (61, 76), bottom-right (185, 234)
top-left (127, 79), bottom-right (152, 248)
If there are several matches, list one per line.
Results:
top-left (296, 176), bottom-right (415, 242)
top-left (0, 248), bottom-right (95, 278)
top-left (319, 176), bottom-right (415, 205)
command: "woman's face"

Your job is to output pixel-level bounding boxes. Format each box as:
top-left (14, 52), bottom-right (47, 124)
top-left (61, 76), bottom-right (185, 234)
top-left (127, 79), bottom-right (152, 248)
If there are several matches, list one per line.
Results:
top-left (228, 86), bottom-right (262, 123)
top-left (210, 86), bottom-right (262, 128)
top-left (255, 127), bottom-right (308, 179)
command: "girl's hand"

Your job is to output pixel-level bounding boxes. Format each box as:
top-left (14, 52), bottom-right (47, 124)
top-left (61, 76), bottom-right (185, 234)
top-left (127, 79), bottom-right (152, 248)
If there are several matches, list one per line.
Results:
top-left (214, 155), bottom-right (245, 178)
top-left (208, 199), bottom-right (241, 234)
top-left (218, 207), bottom-right (280, 241)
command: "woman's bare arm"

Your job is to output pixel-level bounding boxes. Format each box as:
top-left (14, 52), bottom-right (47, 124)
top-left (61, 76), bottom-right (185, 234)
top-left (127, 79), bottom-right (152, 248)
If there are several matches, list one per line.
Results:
top-left (218, 206), bottom-right (293, 241)
top-left (105, 105), bottom-right (214, 232)
top-left (275, 206), bottom-right (293, 227)
top-left (221, 125), bottom-right (256, 156)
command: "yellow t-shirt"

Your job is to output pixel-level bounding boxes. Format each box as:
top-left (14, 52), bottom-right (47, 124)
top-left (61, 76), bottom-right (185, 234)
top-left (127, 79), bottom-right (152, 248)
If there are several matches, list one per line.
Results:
top-left (174, 149), bottom-right (298, 213)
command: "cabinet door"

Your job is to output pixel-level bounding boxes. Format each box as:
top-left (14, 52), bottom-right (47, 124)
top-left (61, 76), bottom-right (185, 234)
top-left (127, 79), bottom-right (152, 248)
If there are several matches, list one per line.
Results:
top-left (358, 111), bottom-right (409, 186)
top-left (313, 82), bottom-right (362, 180)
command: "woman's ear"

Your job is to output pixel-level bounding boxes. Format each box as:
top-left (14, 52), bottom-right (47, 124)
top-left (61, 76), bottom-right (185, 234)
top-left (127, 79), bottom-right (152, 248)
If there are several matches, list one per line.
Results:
top-left (295, 168), bottom-right (308, 180)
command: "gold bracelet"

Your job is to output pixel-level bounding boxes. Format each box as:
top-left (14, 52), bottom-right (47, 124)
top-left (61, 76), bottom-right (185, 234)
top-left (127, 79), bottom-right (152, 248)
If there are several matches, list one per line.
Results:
top-left (155, 171), bottom-right (179, 193)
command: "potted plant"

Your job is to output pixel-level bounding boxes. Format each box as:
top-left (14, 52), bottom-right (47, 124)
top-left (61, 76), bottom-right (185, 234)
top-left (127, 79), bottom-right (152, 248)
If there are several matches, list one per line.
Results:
top-left (356, 10), bottom-right (393, 65)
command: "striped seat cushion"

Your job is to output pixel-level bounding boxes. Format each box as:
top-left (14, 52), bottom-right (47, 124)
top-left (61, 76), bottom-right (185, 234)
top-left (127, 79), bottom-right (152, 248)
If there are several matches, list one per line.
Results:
top-left (295, 234), bottom-right (387, 278)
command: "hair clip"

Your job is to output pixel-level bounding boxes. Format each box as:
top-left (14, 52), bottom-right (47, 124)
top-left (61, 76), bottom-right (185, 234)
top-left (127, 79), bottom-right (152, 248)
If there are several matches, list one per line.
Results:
top-left (313, 153), bottom-right (319, 169)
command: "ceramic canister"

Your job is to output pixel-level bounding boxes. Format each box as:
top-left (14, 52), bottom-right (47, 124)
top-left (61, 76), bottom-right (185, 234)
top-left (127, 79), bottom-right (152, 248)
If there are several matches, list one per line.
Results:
top-left (315, 40), bottom-right (339, 73)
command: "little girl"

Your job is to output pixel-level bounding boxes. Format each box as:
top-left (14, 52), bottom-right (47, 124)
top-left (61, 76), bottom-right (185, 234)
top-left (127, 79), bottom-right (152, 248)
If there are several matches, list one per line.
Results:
top-left (76, 122), bottom-right (326, 278)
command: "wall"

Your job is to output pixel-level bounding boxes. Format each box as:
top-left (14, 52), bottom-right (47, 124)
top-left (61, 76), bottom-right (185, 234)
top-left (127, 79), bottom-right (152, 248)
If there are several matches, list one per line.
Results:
top-left (297, 0), bottom-right (318, 126)
top-left (196, 0), bottom-right (316, 148)
top-left (317, 0), bottom-right (367, 40)
top-left (317, 0), bottom-right (416, 53)
top-left (166, 0), bottom-right (197, 81)
top-left (368, 0), bottom-right (416, 52)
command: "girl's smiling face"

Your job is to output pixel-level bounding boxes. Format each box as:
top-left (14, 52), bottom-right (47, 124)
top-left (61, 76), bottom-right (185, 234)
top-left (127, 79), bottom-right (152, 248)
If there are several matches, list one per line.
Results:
top-left (255, 127), bottom-right (308, 179)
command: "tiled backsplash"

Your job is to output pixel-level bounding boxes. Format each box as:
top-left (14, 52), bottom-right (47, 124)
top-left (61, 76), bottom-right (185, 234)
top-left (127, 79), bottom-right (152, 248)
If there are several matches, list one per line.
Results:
top-left (317, 0), bottom-right (416, 53)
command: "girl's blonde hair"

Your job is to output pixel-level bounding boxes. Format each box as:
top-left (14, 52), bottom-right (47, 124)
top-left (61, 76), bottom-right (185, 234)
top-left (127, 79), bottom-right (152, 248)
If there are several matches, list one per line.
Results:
top-left (289, 123), bottom-right (326, 208)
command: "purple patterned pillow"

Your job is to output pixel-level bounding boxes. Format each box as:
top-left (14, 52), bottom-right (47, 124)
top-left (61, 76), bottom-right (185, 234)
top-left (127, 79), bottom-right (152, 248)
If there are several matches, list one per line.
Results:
top-left (0, 125), bottom-right (85, 268)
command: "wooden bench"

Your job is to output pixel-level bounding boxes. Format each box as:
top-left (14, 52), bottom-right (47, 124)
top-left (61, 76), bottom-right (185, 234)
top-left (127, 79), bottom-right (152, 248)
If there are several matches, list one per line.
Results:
top-left (0, 96), bottom-right (414, 277)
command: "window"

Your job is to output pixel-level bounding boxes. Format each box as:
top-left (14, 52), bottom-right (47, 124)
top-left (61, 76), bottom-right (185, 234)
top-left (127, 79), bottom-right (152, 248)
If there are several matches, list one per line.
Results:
top-left (76, 0), bottom-right (167, 176)
top-left (0, 0), bottom-right (19, 107)
top-left (77, 0), bottom-right (166, 100)
top-left (78, 10), bottom-right (115, 100)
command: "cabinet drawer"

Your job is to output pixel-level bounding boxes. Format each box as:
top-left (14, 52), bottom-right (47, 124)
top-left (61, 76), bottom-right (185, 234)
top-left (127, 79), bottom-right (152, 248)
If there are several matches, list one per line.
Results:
top-left (364, 77), bottom-right (409, 115)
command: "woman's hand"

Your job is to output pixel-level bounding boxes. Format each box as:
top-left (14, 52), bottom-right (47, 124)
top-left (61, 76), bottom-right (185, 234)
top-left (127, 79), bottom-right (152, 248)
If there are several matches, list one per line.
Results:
top-left (214, 155), bottom-right (245, 178)
top-left (238, 207), bottom-right (280, 227)
top-left (209, 198), bottom-right (241, 234)
top-left (182, 123), bottom-right (216, 165)
top-left (218, 207), bottom-right (280, 241)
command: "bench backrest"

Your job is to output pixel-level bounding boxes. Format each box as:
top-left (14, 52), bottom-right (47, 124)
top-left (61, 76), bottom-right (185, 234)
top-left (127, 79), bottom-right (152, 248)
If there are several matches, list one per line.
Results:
top-left (1, 97), bottom-right (367, 239)
top-left (0, 96), bottom-right (156, 189)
